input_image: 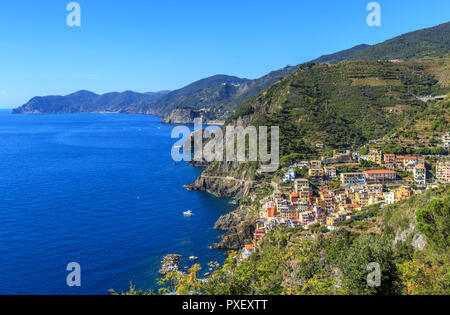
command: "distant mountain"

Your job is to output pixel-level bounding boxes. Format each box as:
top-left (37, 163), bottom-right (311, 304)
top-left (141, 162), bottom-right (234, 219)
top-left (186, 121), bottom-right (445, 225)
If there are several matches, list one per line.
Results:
top-left (140, 66), bottom-right (299, 124)
top-left (12, 90), bottom-right (170, 115)
top-left (13, 22), bottom-right (449, 120)
top-left (12, 67), bottom-right (297, 122)
top-left (314, 22), bottom-right (450, 64)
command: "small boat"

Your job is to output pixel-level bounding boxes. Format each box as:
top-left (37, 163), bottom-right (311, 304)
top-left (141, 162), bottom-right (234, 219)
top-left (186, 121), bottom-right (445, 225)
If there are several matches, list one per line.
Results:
top-left (183, 210), bottom-right (194, 217)
top-left (189, 256), bottom-right (199, 261)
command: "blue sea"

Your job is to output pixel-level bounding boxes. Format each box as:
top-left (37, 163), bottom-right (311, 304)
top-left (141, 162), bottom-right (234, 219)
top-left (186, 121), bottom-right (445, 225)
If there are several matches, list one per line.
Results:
top-left (0, 110), bottom-right (235, 295)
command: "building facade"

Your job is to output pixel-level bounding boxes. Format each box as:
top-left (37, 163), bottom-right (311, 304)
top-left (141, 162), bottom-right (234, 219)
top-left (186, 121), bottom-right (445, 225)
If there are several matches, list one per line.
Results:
top-left (364, 170), bottom-right (397, 184)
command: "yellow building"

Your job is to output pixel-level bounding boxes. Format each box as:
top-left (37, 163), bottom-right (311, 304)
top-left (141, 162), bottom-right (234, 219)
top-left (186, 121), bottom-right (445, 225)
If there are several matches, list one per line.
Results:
top-left (294, 178), bottom-right (309, 193)
top-left (436, 161), bottom-right (450, 183)
top-left (355, 191), bottom-right (370, 208)
top-left (298, 186), bottom-right (312, 203)
top-left (368, 149), bottom-right (383, 165)
top-left (310, 160), bottom-right (323, 168)
top-left (395, 186), bottom-right (413, 202)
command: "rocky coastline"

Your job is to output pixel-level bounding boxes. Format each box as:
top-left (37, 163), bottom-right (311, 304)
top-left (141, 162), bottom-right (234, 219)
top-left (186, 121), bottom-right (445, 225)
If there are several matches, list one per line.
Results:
top-left (159, 254), bottom-right (182, 275)
top-left (186, 161), bottom-right (257, 250)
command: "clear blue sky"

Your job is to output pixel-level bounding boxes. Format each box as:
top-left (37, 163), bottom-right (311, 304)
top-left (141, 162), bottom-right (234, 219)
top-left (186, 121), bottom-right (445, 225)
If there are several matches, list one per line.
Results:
top-left (0, 0), bottom-right (449, 108)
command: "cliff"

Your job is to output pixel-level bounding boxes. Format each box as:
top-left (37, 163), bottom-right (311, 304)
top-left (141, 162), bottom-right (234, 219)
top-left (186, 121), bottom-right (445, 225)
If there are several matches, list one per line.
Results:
top-left (161, 109), bottom-right (201, 124)
top-left (186, 161), bottom-right (259, 250)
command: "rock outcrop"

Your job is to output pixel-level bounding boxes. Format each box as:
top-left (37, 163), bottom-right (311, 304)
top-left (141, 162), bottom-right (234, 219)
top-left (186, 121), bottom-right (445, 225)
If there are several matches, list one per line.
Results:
top-left (187, 161), bottom-right (259, 250)
top-left (159, 254), bottom-right (182, 275)
top-left (212, 204), bottom-right (256, 250)
top-left (162, 109), bottom-right (201, 124)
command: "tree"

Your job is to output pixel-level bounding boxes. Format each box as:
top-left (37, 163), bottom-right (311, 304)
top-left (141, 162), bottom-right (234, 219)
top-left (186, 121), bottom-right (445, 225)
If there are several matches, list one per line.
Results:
top-left (416, 197), bottom-right (449, 251)
top-left (398, 259), bottom-right (447, 295)
top-left (339, 234), bottom-right (402, 295)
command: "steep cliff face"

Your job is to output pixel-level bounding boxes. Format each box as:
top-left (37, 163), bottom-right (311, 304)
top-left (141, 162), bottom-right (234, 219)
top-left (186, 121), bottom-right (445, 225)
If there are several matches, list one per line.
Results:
top-left (212, 204), bottom-right (256, 250)
top-left (161, 109), bottom-right (200, 124)
top-left (187, 161), bottom-right (257, 198)
top-left (186, 161), bottom-right (259, 249)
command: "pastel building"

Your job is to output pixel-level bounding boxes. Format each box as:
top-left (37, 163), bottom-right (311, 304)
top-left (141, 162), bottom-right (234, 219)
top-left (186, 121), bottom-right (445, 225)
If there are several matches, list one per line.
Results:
top-left (384, 154), bottom-right (396, 169)
top-left (436, 161), bottom-right (450, 183)
top-left (340, 173), bottom-right (367, 186)
top-left (384, 192), bottom-right (395, 205)
top-left (324, 167), bottom-right (337, 179)
top-left (414, 166), bottom-right (427, 185)
top-left (368, 149), bottom-right (383, 165)
top-left (364, 170), bottom-right (397, 185)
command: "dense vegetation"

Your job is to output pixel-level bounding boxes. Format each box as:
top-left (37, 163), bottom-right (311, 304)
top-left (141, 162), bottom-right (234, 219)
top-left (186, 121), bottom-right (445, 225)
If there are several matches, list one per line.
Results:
top-left (350, 22), bottom-right (450, 62)
top-left (142, 186), bottom-right (449, 295)
top-left (228, 59), bottom-right (447, 160)
top-left (156, 67), bottom-right (299, 121)
top-left (314, 22), bottom-right (450, 64)
top-left (313, 44), bottom-right (371, 64)
top-left (376, 93), bottom-right (449, 153)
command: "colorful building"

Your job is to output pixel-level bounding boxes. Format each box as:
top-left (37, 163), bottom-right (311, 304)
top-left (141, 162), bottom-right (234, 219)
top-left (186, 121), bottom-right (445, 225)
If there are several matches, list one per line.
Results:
top-left (413, 166), bottom-right (427, 185)
top-left (324, 167), bottom-right (337, 179)
top-left (340, 173), bottom-right (366, 186)
top-left (384, 154), bottom-right (396, 169)
top-left (436, 161), bottom-right (450, 183)
top-left (363, 170), bottom-right (397, 184)
top-left (443, 132), bottom-right (450, 149)
top-left (395, 186), bottom-right (413, 202)
top-left (368, 149), bottom-right (383, 165)
top-left (295, 178), bottom-right (309, 192)
top-left (396, 156), bottom-right (419, 171)
top-left (309, 167), bottom-right (324, 180)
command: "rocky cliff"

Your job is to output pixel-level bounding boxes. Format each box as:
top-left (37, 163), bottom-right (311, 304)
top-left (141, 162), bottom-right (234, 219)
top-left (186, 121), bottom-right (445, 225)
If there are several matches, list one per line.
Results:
top-left (161, 109), bottom-right (201, 124)
top-left (186, 161), bottom-right (259, 250)
top-left (212, 204), bottom-right (256, 250)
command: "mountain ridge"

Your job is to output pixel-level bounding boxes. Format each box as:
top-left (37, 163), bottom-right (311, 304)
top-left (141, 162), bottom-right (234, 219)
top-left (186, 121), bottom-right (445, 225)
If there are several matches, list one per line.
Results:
top-left (12, 22), bottom-right (450, 122)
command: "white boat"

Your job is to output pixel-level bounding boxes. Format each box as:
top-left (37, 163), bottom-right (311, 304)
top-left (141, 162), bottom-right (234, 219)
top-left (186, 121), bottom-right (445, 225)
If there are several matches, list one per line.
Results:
top-left (183, 210), bottom-right (194, 216)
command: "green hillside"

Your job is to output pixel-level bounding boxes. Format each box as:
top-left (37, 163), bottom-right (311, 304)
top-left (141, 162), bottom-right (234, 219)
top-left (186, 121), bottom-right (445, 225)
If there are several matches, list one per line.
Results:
top-left (228, 59), bottom-right (448, 160)
top-left (314, 22), bottom-right (450, 64)
top-left (143, 66), bottom-right (298, 123)
top-left (350, 22), bottom-right (450, 62)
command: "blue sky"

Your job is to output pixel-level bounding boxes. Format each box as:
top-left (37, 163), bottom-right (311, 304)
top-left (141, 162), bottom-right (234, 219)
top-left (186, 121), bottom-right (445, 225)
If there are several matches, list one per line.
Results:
top-left (0, 0), bottom-right (449, 108)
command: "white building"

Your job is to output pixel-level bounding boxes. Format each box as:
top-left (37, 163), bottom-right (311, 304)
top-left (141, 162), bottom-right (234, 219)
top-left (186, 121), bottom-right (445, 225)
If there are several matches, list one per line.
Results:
top-left (443, 132), bottom-right (450, 149)
top-left (414, 166), bottom-right (427, 185)
top-left (283, 169), bottom-right (296, 182)
top-left (384, 192), bottom-right (395, 205)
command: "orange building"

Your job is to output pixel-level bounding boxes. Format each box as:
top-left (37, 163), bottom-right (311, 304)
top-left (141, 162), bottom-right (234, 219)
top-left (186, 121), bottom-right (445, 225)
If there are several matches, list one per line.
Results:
top-left (395, 186), bottom-right (413, 202)
top-left (384, 154), bottom-right (396, 169)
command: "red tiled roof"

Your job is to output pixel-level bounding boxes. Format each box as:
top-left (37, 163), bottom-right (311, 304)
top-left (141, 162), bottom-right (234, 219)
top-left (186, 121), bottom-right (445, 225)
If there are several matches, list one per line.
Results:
top-left (364, 170), bottom-right (396, 175)
top-left (245, 245), bottom-right (255, 250)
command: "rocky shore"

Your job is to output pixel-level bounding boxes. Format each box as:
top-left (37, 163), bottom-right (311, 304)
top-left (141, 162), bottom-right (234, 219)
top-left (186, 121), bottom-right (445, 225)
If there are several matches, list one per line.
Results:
top-left (186, 161), bottom-right (258, 250)
top-left (159, 254), bottom-right (182, 275)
